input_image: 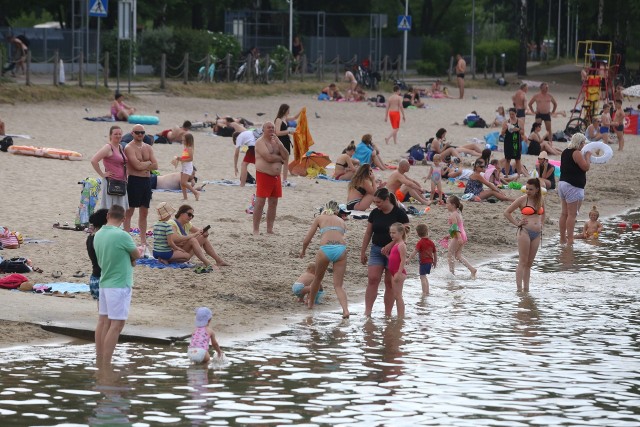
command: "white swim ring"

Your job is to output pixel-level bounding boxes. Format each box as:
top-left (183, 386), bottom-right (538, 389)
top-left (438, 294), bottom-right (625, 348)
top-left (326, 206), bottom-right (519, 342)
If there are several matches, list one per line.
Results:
top-left (581, 140), bottom-right (613, 164)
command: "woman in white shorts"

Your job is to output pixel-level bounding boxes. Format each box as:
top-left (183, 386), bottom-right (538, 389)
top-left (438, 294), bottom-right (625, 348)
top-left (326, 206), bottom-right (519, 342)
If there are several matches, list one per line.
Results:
top-left (558, 133), bottom-right (592, 245)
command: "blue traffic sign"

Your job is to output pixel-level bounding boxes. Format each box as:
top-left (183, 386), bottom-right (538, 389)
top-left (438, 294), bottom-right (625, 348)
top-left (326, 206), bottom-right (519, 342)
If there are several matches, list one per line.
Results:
top-left (89, 0), bottom-right (108, 18)
top-left (397, 15), bottom-right (412, 31)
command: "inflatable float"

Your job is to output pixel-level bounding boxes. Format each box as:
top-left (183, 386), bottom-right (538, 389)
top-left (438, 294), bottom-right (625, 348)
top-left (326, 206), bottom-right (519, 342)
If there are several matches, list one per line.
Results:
top-left (8, 145), bottom-right (83, 161)
top-left (128, 115), bottom-right (160, 125)
top-left (581, 140), bottom-right (613, 164)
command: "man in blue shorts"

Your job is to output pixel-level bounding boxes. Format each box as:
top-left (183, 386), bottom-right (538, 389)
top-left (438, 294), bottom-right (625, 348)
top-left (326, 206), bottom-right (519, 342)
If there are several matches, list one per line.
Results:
top-left (94, 205), bottom-right (140, 367)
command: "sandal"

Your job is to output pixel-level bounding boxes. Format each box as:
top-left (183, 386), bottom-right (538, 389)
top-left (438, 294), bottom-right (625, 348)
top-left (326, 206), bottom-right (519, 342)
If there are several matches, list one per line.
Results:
top-left (194, 265), bottom-right (213, 274)
top-left (32, 267), bottom-right (44, 273)
top-left (51, 271), bottom-right (62, 279)
top-left (73, 271), bottom-right (86, 278)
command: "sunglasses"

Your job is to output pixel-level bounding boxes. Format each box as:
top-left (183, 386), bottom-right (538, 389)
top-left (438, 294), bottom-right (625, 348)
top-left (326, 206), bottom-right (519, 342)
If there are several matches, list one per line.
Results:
top-left (476, 164), bottom-right (486, 168)
top-left (186, 212), bottom-right (194, 218)
top-left (133, 130), bottom-right (146, 135)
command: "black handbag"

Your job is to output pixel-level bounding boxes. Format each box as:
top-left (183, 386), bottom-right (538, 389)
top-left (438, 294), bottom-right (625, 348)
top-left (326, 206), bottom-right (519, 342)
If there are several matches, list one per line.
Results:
top-left (106, 144), bottom-right (127, 196)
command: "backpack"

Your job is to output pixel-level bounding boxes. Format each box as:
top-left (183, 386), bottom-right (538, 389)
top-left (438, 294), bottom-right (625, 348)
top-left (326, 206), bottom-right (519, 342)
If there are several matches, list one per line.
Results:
top-left (407, 144), bottom-right (425, 161)
top-left (0, 273), bottom-right (29, 289)
top-left (0, 257), bottom-right (31, 274)
top-left (0, 136), bottom-right (13, 152)
top-left (553, 131), bottom-right (568, 142)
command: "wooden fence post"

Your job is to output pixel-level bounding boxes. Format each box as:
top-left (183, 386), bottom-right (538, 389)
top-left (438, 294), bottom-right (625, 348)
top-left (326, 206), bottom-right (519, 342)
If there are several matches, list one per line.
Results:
top-left (301, 55), bottom-right (306, 82)
top-left (25, 50), bottom-right (31, 86)
top-left (334, 55), bottom-right (340, 82)
top-left (382, 55), bottom-right (388, 81)
top-left (484, 56), bottom-right (488, 79)
top-left (183, 53), bottom-right (189, 84)
top-left (204, 55), bottom-right (210, 83)
top-left (79, 51), bottom-right (84, 87)
top-left (492, 55), bottom-right (496, 79)
top-left (448, 56), bottom-right (454, 82)
top-left (103, 51), bottom-right (109, 87)
top-left (284, 56), bottom-right (289, 83)
top-left (53, 50), bottom-right (59, 86)
top-left (319, 55), bottom-right (324, 81)
top-left (226, 53), bottom-right (231, 82)
top-left (160, 53), bottom-right (166, 89)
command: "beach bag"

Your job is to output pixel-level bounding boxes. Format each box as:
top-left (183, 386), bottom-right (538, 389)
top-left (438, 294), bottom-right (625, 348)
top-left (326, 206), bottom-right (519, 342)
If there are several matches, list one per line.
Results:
top-left (0, 136), bottom-right (13, 152)
top-left (0, 257), bottom-right (30, 274)
top-left (407, 144), bottom-right (425, 161)
top-left (552, 131), bottom-right (567, 142)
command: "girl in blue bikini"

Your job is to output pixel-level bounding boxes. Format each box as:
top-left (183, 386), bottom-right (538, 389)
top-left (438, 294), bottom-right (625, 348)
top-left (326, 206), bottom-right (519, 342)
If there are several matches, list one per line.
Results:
top-left (503, 178), bottom-right (545, 291)
top-left (300, 200), bottom-right (350, 318)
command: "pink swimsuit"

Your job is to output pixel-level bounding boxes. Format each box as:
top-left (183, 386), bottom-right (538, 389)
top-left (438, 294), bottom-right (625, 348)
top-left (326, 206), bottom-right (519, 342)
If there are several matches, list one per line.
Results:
top-left (189, 327), bottom-right (210, 350)
top-left (449, 214), bottom-right (468, 242)
top-left (388, 243), bottom-right (406, 275)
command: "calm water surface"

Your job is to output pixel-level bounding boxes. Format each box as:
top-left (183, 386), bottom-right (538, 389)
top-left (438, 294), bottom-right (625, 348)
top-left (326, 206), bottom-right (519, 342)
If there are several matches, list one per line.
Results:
top-left (1, 211), bottom-right (639, 426)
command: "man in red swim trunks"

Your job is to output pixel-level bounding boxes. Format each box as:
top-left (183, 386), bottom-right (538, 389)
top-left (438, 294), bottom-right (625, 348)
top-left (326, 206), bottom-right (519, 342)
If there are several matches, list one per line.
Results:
top-left (384, 85), bottom-right (405, 145)
top-left (253, 122), bottom-right (289, 235)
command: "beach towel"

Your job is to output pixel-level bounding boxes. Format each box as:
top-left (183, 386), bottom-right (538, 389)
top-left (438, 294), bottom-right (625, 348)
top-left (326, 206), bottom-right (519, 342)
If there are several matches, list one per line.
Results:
top-left (292, 108), bottom-right (314, 161)
top-left (33, 282), bottom-right (90, 293)
top-left (153, 188), bottom-right (206, 193)
top-left (75, 178), bottom-right (101, 229)
top-left (84, 116), bottom-right (116, 122)
top-left (5, 134), bottom-right (33, 139)
top-left (316, 174), bottom-right (348, 182)
top-left (202, 179), bottom-right (256, 187)
top-left (136, 258), bottom-right (194, 269)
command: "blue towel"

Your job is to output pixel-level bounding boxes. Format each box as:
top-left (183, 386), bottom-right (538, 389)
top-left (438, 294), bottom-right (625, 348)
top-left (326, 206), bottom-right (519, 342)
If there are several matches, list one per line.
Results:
top-left (84, 116), bottom-right (116, 122)
top-left (316, 174), bottom-right (348, 182)
top-left (34, 282), bottom-right (90, 293)
top-left (136, 258), bottom-right (194, 269)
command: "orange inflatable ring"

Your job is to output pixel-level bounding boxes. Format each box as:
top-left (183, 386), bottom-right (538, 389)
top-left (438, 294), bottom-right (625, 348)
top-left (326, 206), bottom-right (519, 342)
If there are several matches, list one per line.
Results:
top-left (8, 145), bottom-right (83, 161)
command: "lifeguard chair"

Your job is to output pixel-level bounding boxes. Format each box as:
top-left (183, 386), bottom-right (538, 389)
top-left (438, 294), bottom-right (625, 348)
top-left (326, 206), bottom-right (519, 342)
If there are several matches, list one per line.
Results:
top-left (565, 41), bottom-right (619, 136)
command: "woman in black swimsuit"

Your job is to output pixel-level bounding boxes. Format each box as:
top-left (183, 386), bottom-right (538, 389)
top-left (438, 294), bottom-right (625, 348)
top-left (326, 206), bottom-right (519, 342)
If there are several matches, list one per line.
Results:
top-left (346, 164), bottom-right (377, 211)
top-left (333, 141), bottom-right (360, 180)
top-left (274, 103), bottom-right (302, 184)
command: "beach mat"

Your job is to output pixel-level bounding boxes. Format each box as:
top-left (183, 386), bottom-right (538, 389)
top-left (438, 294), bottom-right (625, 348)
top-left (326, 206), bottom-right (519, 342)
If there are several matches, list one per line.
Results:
top-left (6, 134), bottom-right (33, 139)
top-left (33, 282), bottom-right (90, 293)
top-left (84, 116), bottom-right (116, 122)
top-left (136, 258), bottom-right (194, 269)
top-left (202, 179), bottom-right (255, 187)
top-left (316, 174), bottom-right (348, 182)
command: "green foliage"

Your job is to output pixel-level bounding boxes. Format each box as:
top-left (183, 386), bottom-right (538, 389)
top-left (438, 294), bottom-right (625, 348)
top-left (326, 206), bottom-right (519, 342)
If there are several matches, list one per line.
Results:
top-left (416, 61), bottom-right (439, 76)
top-left (171, 28), bottom-right (212, 77)
top-left (138, 27), bottom-right (175, 74)
top-left (475, 39), bottom-right (519, 72)
top-left (101, 30), bottom-right (138, 76)
top-left (420, 37), bottom-right (451, 74)
top-left (208, 32), bottom-right (241, 62)
top-left (7, 10), bottom-right (55, 27)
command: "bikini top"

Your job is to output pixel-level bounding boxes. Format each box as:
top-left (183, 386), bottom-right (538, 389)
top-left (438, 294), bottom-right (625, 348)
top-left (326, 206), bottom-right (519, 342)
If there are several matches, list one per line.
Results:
top-left (521, 198), bottom-right (544, 216)
top-left (319, 226), bottom-right (346, 235)
top-left (335, 161), bottom-right (348, 168)
top-left (356, 186), bottom-right (367, 196)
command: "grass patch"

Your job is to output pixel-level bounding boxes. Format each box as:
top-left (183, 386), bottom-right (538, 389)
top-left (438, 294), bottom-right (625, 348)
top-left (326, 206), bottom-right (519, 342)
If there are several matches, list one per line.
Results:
top-left (158, 80), bottom-right (330, 99)
top-left (0, 83), bottom-right (112, 104)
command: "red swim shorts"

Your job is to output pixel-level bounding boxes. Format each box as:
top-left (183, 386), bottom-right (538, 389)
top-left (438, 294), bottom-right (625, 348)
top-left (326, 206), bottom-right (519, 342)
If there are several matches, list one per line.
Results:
top-left (395, 189), bottom-right (410, 203)
top-left (256, 170), bottom-right (282, 198)
top-left (243, 146), bottom-right (256, 164)
top-left (389, 110), bottom-right (401, 129)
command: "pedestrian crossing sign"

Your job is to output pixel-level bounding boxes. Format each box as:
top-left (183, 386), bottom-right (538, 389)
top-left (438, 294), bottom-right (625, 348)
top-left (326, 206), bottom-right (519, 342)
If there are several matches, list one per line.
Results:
top-left (397, 15), bottom-right (412, 31)
top-left (89, 0), bottom-right (108, 18)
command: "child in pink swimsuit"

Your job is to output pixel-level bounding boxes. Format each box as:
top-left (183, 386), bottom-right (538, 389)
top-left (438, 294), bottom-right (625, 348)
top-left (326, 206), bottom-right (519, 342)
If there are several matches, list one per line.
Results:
top-left (388, 222), bottom-right (408, 318)
top-left (188, 307), bottom-right (223, 364)
top-left (446, 196), bottom-right (477, 279)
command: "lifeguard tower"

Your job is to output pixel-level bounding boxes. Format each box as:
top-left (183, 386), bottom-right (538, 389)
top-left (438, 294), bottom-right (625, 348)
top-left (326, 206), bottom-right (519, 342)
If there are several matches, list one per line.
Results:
top-left (564, 41), bottom-right (620, 136)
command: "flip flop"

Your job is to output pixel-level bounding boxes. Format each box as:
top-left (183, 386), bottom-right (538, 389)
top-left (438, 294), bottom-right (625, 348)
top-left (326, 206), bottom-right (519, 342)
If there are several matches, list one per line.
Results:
top-left (72, 271), bottom-right (86, 278)
top-left (194, 265), bottom-right (213, 274)
top-left (32, 267), bottom-right (43, 273)
top-left (51, 271), bottom-right (62, 279)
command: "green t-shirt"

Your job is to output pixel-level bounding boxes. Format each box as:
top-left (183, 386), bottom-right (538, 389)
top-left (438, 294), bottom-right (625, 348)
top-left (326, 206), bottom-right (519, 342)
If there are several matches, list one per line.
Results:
top-left (93, 225), bottom-right (137, 288)
top-left (153, 221), bottom-right (174, 253)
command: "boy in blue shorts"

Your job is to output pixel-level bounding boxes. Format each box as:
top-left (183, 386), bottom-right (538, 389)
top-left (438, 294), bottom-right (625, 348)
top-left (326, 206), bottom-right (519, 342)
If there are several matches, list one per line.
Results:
top-left (409, 223), bottom-right (437, 296)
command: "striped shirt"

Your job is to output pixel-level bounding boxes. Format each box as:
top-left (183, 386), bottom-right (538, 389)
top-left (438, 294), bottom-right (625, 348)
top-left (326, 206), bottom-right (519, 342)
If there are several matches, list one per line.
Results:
top-left (153, 221), bottom-right (174, 253)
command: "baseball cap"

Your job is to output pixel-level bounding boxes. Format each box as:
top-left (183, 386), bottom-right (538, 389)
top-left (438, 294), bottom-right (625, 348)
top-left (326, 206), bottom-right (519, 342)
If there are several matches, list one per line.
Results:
top-left (338, 203), bottom-right (351, 216)
top-left (195, 307), bottom-right (212, 327)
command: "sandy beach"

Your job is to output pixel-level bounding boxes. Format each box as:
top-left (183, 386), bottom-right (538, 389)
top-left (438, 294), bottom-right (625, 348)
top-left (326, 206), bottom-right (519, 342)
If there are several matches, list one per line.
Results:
top-left (1, 78), bottom-right (638, 349)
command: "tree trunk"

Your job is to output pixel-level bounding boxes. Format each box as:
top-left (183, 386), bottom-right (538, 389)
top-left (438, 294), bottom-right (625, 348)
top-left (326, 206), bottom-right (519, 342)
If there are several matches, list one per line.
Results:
top-left (518, 0), bottom-right (528, 76)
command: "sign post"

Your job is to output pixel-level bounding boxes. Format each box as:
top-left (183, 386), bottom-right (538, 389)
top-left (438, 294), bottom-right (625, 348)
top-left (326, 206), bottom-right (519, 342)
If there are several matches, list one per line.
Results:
top-left (397, 6), bottom-right (411, 79)
top-left (89, 0), bottom-right (108, 89)
top-left (117, 0), bottom-right (133, 92)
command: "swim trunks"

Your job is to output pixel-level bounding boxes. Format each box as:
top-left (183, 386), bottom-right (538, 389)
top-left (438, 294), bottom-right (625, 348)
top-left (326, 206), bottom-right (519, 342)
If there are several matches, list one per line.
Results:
top-left (516, 109), bottom-right (526, 118)
top-left (535, 113), bottom-right (552, 122)
top-left (388, 110), bottom-right (401, 129)
top-left (243, 146), bottom-right (256, 164)
top-left (615, 124), bottom-right (624, 132)
top-left (127, 175), bottom-right (152, 208)
top-left (256, 170), bottom-right (282, 198)
top-left (394, 189), bottom-right (411, 203)
top-left (457, 73), bottom-right (465, 79)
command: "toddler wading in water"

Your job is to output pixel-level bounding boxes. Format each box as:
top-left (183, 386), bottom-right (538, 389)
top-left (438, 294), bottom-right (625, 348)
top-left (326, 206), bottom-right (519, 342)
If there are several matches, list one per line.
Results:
top-left (576, 206), bottom-right (603, 239)
top-left (292, 262), bottom-right (324, 303)
top-left (408, 223), bottom-right (437, 296)
top-left (171, 133), bottom-right (200, 201)
top-left (388, 222), bottom-right (408, 317)
top-left (187, 307), bottom-right (223, 365)
top-left (446, 196), bottom-right (477, 279)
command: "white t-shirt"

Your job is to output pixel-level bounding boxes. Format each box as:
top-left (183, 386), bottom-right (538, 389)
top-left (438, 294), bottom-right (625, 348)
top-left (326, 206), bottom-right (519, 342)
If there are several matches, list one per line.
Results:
top-left (235, 130), bottom-right (256, 148)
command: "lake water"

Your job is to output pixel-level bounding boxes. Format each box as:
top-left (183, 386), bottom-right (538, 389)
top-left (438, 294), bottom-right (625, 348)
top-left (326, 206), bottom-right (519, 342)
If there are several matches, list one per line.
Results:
top-left (1, 210), bottom-right (639, 426)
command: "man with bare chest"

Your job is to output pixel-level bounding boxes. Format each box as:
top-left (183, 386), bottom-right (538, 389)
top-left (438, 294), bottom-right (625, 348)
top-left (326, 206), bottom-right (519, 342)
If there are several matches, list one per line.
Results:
top-left (253, 122), bottom-right (289, 235)
top-left (384, 85), bottom-right (405, 145)
top-left (124, 125), bottom-right (159, 246)
top-left (528, 82), bottom-right (557, 142)
top-left (512, 83), bottom-right (528, 130)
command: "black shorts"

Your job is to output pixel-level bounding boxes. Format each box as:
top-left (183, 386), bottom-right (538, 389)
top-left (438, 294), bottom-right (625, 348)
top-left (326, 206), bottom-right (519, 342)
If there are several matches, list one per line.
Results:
top-left (216, 126), bottom-right (234, 137)
top-left (504, 139), bottom-right (522, 161)
top-left (516, 109), bottom-right (526, 118)
top-left (535, 113), bottom-right (551, 122)
top-left (457, 73), bottom-right (465, 79)
top-left (150, 174), bottom-right (158, 190)
top-left (615, 124), bottom-right (624, 132)
top-left (127, 175), bottom-right (152, 208)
